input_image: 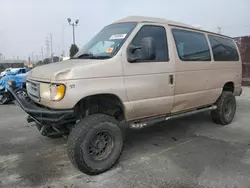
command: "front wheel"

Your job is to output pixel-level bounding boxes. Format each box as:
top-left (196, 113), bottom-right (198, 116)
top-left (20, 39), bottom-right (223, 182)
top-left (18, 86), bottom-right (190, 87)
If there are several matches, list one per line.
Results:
top-left (67, 114), bottom-right (123, 175)
top-left (211, 91), bottom-right (236, 125)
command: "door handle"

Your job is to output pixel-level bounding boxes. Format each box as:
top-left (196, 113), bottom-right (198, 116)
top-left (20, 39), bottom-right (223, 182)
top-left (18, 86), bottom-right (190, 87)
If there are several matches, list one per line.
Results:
top-left (169, 75), bottom-right (174, 86)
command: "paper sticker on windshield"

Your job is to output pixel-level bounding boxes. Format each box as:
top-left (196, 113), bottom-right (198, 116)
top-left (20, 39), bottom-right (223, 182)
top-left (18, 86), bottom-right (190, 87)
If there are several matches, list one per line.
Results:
top-left (109, 34), bottom-right (127, 40)
top-left (106, 47), bottom-right (114, 53)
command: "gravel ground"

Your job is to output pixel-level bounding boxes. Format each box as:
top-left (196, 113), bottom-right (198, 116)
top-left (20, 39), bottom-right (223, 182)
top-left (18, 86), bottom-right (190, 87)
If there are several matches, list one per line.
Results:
top-left (0, 87), bottom-right (250, 188)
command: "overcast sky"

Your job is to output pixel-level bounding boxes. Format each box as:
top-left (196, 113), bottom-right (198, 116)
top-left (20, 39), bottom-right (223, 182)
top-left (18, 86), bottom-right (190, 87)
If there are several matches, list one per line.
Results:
top-left (1, 0), bottom-right (250, 60)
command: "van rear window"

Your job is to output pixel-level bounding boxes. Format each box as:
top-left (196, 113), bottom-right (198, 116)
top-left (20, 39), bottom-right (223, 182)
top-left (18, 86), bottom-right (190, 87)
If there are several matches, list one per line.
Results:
top-left (208, 35), bottom-right (239, 61)
top-left (172, 29), bottom-right (211, 61)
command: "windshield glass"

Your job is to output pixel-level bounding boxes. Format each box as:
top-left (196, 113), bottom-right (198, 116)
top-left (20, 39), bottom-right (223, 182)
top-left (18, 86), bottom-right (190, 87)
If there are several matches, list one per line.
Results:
top-left (74, 22), bottom-right (137, 59)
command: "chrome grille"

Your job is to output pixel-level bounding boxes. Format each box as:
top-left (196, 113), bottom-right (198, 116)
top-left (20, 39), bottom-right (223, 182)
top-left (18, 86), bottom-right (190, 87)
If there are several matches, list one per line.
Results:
top-left (26, 80), bottom-right (40, 101)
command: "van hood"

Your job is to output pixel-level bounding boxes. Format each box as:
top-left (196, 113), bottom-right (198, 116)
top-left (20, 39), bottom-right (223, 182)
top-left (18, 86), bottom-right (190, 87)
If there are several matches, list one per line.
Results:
top-left (28, 58), bottom-right (122, 82)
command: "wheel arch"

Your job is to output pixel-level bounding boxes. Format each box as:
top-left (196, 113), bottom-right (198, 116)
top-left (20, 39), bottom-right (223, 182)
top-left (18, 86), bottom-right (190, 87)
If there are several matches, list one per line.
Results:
top-left (74, 93), bottom-right (127, 121)
top-left (223, 81), bottom-right (234, 93)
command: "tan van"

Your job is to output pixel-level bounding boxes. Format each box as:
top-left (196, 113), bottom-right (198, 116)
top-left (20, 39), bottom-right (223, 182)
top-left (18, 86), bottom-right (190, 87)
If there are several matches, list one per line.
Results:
top-left (8, 16), bottom-right (242, 175)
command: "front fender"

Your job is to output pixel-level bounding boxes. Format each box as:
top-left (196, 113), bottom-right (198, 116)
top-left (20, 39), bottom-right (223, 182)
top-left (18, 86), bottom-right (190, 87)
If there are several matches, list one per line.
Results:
top-left (36, 77), bottom-right (128, 110)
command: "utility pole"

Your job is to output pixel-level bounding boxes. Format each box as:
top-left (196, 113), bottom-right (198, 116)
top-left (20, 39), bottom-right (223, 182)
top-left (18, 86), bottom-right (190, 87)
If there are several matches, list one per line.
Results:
top-left (31, 52), bottom-right (35, 62)
top-left (45, 37), bottom-right (50, 58)
top-left (41, 47), bottom-right (44, 60)
top-left (67, 18), bottom-right (79, 45)
top-left (217, 26), bottom-right (222, 34)
top-left (50, 33), bottom-right (53, 57)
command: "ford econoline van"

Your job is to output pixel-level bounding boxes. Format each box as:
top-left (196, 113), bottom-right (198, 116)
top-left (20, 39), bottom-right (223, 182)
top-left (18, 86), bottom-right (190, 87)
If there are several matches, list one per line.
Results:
top-left (8, 16), bottom-right (242, 175)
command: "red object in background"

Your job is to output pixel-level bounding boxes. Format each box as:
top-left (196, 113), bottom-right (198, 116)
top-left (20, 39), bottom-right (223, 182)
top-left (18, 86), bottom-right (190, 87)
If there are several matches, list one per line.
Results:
top-left (235, 36), bottom-right (250, 86)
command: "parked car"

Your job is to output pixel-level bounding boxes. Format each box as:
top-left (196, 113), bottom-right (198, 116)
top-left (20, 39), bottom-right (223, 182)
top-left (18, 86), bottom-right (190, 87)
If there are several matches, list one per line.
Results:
top-left (0, 68), bottom-right (29, 104)
top-left (0, 68), bottom-right (12, 77)
top-left (7, 16), bottom-right (242, 175)
top-left (0, 67), bottom-right (29, 78)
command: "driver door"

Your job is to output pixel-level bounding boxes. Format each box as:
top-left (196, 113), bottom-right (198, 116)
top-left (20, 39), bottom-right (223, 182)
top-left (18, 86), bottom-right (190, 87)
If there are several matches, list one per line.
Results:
top-left (121, 23), bottom-right (175, 121)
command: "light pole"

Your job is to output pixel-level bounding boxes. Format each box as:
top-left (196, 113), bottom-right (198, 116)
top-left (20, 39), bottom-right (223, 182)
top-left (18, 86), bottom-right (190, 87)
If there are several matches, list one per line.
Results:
top-left (67, 18), bottom-right (79, 45)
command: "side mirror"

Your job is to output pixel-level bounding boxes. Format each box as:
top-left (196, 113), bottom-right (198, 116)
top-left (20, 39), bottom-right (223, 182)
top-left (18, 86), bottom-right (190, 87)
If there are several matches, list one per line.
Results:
top-left (127, 37), bottom-right (156, 62)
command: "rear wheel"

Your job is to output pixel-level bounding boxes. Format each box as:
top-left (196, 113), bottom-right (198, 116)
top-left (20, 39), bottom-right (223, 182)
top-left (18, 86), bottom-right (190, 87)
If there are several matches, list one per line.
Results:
top-left (67, 114), bottom-right (123, 175)
top-left (211, 91), bottom-right (236, 125)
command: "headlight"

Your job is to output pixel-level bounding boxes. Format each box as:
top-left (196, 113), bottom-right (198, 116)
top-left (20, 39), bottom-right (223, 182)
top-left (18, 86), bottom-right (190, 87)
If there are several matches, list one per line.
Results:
top-left (7, 80), bottom-right (16, 88)
top-left (40, 83), bottom-right (51, 100)
top-left (39, 83), bottom-right (66, 101)
top-left (50, 84), bottom-right (65, 101)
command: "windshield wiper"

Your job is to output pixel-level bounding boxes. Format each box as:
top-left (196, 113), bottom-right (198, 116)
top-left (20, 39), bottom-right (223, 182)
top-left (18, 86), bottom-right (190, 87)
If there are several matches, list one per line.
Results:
top-left (74, 53), bottom-right (111, 60)
top-left (74, 53), bottom-right (94, 59)
top-left (92, 56), bottom-right (111, 59)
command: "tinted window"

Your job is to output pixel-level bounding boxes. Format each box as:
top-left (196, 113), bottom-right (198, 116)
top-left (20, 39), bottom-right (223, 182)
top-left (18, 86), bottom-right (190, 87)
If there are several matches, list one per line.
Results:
top-left (172, 29), bottom-right (211, 61)
top-left (130, 25), bottom-right (169, 61)
top-left (208, 35), bottom-right (239, 61)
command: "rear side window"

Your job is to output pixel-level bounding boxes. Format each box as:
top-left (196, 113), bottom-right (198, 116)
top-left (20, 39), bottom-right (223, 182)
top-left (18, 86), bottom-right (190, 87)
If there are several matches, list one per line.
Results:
top-left (208, 35), bottom-right (239, 61)
top-left (172, 29), bottom-right (211, 61)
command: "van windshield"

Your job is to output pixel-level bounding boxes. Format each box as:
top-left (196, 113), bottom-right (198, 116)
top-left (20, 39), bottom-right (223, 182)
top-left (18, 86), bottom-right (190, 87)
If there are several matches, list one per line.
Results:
top-left (74, 22), bottom-right (137, 59)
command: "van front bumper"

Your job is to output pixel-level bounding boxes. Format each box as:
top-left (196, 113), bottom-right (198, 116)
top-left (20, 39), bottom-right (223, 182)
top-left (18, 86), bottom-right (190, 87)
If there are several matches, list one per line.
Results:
top-left (7, 87), bottom-right (76, 126)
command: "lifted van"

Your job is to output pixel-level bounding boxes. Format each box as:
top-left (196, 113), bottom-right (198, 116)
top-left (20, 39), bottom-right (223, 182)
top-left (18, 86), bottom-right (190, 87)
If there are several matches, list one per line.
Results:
top-left (8, 16), bottom-right (242, 175)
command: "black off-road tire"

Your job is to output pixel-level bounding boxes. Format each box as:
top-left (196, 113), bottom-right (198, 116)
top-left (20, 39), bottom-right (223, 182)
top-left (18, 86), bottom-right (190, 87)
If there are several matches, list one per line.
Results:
top-left (211, 91), bottom-right (236, 125)
top-left (67, 114), bottom-right (123, 175)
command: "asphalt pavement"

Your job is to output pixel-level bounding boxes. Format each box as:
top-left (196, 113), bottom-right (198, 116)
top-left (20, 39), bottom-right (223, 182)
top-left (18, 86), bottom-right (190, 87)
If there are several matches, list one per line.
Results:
top-left (0, 88), bottom-right (250, 188)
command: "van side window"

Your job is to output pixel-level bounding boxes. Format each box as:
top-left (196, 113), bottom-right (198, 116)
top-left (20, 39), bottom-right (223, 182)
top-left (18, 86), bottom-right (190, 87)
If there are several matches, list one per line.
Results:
top-left (208, 35), bottom-right (239, 61)
top-left (130, 25), bottom-right (169, 61)
top-left (172, 29), bottom-right (211, 61)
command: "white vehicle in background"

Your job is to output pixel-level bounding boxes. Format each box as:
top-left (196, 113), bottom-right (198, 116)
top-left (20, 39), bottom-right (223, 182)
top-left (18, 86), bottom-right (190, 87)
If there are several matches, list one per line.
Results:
top-left (62, 57), bottom-right (70, 61)
top-left (0, 68), bottom-right (12, 77)
top-left (0, 67), bottom-right (27, 77)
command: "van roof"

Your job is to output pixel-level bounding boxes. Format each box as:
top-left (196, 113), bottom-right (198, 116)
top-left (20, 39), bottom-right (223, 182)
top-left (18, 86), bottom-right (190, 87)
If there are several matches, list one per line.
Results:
top-left (114, 16), bottom-right (232, 39)
top-left (115, 16), bottom-right (197, 29)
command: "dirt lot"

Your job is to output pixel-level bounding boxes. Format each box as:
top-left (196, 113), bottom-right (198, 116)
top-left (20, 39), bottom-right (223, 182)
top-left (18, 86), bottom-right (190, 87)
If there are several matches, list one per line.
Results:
top-left (1, 88), bottom-right (250, 188)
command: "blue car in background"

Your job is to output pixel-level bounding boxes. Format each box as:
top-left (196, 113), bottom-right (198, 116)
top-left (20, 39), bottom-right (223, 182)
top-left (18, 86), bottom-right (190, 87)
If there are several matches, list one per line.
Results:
top-left (0, 68), bottom-right (30, 104)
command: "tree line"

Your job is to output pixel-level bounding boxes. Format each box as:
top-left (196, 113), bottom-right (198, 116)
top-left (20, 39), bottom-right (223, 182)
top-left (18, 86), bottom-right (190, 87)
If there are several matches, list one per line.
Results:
top-left (36, 44), bottom-right (79, 66)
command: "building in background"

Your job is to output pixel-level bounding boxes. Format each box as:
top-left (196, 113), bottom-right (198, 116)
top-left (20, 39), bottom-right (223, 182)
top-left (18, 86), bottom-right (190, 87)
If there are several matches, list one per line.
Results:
top-left (0, 60), bottom-right (25, 72)
top-left (235, 36), bottom-right (250, 86)
top-left (24, 62), bottom-right (34, 68)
